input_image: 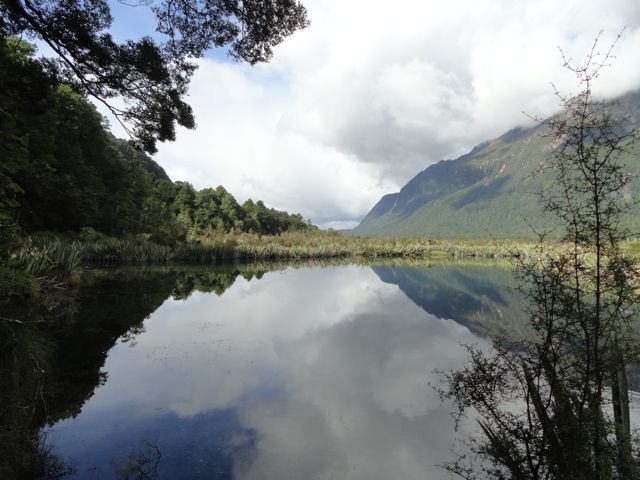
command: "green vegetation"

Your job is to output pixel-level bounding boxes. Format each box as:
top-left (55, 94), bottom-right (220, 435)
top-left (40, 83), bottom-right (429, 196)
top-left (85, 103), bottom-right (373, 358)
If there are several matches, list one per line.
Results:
top-left (2, 33), bottom-right (638, 310)
top-left (0, 37), bottom-right (314, 245)
top-left (6, 33), bottom-right (636, 283)
top-left (0, 35), bottom-right (322, 315)
top-left (0, 35), bottom-right (549, 296)
top-left (12, 237), bottom-right (82, 279)
top-left (8, 233), bottom-right (539, 274)
top-left (1, 36), bottom-right (177, 239)
top-left (165, 183), bottom-right (315, 237)
top-left (1, 0), bottom-right (308, 153)
top-left (353, 91), bottom-right (640, 239)
top-left (2, 32), bottom-right (546, 316)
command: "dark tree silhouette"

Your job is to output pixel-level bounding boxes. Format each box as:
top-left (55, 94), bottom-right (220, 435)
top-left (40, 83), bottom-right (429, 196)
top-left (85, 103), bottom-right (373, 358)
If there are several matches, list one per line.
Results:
top-left (440, 32), bottom-right (640, 480)
top-left (0, 0), bottom-right (308, 152)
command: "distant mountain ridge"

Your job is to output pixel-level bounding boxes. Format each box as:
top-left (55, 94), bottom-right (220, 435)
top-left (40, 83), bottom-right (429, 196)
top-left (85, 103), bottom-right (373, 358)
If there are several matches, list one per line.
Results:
top-left (352, 90), bottom-right (640, 239)
top-left (372, 265), bottom-right (527, 335)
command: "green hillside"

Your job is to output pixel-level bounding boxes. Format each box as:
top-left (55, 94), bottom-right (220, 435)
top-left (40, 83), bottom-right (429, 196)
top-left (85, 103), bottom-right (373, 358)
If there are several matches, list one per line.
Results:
top-left (0, 37), bottom-right (314, 246)
top-left (353, 90), bottom-right (640, 239)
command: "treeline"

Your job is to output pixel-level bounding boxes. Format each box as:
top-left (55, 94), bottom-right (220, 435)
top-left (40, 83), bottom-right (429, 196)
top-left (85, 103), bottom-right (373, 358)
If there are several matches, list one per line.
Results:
top-left (160, 182), bottom-right (314, 238)
top-left (0, 37), bottom-right (314, 249)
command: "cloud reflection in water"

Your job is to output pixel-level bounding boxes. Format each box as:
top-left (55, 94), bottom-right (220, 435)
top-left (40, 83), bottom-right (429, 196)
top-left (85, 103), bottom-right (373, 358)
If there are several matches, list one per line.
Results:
top-left (49, 265), bottom-right (487, 479)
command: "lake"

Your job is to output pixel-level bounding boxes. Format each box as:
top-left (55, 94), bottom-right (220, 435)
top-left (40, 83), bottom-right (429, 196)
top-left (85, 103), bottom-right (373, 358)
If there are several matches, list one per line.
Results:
top-left (1, 262), bottom-right (524, 479)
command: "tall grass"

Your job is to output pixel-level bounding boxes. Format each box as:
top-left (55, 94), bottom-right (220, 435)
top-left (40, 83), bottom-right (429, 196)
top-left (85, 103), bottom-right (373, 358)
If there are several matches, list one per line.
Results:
top-left (79, 237), bottom-right (172, 265)
top-left (11, 237), bottom-right (81, 279)
top-left (190, 231), bottom-right (538, 262)
top-left (11, 231), bottom-right (542, 274)
top-left (622, 238), bottom-right (640, 258)
top-left (172, 238), bottom-right (239, 263)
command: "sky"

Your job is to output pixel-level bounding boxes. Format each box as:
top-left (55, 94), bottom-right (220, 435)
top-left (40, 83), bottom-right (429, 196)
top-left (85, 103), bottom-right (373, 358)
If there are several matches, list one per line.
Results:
top-left (103, 0), bottom-right (640, 229)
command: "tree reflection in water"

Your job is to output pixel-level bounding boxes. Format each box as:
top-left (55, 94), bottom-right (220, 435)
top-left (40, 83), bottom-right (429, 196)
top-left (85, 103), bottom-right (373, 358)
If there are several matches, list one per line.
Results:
top-left (0, 262), bottom-right (520, 479)
top-left (0, 265), bottom-right (269, 478)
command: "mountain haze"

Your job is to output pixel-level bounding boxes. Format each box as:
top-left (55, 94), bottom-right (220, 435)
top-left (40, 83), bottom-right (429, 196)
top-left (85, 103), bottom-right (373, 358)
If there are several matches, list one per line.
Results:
top-left (352, 91), bottom-right (640, 239)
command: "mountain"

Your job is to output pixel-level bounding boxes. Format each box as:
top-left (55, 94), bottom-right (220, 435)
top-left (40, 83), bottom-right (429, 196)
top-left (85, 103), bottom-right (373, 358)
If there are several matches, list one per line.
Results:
top-left (352, 90), bottom-right (640, 239)
top-left (372, 264), bottom-right (527, 336)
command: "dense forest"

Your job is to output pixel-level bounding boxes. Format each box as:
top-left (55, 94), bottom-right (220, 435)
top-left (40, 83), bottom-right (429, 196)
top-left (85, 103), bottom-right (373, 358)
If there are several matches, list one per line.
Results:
top-left (0, 37), bottom-right (314, 251)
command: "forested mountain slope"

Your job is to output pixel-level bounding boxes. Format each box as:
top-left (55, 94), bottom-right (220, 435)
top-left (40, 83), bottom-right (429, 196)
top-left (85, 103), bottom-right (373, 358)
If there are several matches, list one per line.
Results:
top-left (353, 90), bottom-right (640, 239)
top-left (0, 37), bottom-right (314, 245)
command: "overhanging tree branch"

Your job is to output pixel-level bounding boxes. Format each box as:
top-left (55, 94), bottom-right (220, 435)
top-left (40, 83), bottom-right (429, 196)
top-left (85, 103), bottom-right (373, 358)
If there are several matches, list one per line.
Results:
top-left (0, 0), bottom-right (309, 152)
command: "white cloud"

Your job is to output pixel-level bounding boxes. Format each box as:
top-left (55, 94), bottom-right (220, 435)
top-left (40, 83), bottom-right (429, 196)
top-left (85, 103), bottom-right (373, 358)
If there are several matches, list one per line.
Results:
top-left (139, 0), bottom-right (640, 226)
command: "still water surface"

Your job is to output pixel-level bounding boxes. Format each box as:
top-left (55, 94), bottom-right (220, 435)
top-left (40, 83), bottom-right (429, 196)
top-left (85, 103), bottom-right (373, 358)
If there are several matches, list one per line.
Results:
top-left (43, 263), bottom-right (520, 479)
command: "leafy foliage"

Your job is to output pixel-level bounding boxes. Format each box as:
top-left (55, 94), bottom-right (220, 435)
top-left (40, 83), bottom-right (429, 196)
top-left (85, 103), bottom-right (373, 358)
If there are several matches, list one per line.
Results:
top-left (0, 37), bottom-right (315, 252)
top-left (0, 0), bottom-right (308, 152)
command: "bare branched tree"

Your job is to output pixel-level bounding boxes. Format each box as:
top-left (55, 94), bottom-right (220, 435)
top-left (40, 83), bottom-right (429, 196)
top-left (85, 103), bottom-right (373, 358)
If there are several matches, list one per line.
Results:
top-left (440, 32), bottom-right (640, 480)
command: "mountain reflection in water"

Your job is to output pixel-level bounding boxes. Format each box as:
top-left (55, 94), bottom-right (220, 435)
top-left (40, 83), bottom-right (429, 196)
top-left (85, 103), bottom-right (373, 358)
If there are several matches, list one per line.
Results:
top-left (1, 263), bottom-right (521, 479)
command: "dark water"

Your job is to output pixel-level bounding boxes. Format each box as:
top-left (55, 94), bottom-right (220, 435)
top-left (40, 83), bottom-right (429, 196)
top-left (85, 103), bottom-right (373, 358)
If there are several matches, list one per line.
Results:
top-left (1, 263), bottom-right (524, 479)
